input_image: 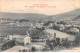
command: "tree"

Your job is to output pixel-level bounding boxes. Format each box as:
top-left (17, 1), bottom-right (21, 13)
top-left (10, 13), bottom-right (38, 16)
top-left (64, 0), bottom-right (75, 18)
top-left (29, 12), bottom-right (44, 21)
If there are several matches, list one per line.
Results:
top-left (57, 21), bottom-right (67, 25)
top-left (1, 40), bottom-right (16, 50)
top-left (31, 47), bottom-right (36, 52)
top-left (74, 28), bottom-right (80, 46)
top-left (56, 38), bottom-right (61, 46)
top-left (61, 38), bottom-right (70, 48)
top-left (28, 28), bottom-right (46, 39)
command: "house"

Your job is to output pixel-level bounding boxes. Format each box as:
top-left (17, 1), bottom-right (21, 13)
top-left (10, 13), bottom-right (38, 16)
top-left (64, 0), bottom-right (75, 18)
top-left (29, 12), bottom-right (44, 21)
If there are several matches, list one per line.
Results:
top-left (0, 20), bottom-right (8, 23)
top-left (65, 24), bottom-right (72, 28)
top-left (7, 34), bottom-right (31, 45)
top-left (68, 28), bottom-right (79, 35)
top-left (0, 18), bottom-right (14, 23)
top-left (58, 24), bottom-right (65, 31)
top-left (70, 28), bottom-right (79, 32)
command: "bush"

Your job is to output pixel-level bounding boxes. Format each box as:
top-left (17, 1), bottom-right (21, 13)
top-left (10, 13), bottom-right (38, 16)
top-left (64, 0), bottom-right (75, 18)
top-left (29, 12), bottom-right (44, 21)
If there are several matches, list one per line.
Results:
top-left (31, 47), bottom-right (36, 52)
top-left (1, 40), bottom-right (16, 50)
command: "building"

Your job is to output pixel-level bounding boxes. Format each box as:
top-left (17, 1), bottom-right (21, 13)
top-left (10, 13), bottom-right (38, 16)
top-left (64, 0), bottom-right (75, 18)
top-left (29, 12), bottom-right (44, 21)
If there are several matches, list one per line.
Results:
top-left (0, 18), bottom-right (14, 23)
top-left (7, 34), bottom-right (31, 45)
top-left (69, 28), bottom-right (79, 33)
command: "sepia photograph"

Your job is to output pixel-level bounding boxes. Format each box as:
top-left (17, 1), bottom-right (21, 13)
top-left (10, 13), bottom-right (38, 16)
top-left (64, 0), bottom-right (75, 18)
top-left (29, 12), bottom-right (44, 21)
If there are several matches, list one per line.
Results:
top-left (0, 0), bottom-right (80, 52)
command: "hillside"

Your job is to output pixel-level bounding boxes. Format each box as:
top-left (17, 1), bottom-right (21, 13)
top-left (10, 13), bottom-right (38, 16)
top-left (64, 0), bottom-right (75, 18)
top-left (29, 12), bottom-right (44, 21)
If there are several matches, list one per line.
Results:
top-left (50, 8), bottom-right (80, 21)
top-left (0, 8), bottom-right (80, 21)
top-left (0, 13), bottom-right (51, 22)
top-left (73, 15), bottom-right (80, 21)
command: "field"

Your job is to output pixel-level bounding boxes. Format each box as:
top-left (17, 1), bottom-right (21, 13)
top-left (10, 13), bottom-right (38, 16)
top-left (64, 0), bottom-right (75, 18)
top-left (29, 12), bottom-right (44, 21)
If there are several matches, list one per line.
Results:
top-left (45, 29), bottom-right (75, 39)
top-left (0, 26), bottom-right (29, 36)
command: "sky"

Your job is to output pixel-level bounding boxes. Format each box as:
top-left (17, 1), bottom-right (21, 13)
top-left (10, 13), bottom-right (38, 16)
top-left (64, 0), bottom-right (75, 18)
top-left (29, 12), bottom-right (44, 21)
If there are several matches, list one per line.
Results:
top-left (0, 0), bottom-right (80, 15)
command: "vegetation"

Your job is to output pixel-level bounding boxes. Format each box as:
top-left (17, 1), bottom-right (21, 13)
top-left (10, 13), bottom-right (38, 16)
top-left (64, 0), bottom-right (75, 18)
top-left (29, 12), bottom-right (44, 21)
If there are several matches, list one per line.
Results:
top-left (45, 34), bottom-right (80, 51)
top-left (31, 47), bottom-right (36, 52)
top-left (52, 21), bottom-right (79, 35)
top-left (1, 40), bottom-right (16, 50)
top-left (43, 21), bottom-right (54, 26)
top-left (28, 28), bottom-right (47, 40)
top-left (57, 21), bottom-right (67, 25)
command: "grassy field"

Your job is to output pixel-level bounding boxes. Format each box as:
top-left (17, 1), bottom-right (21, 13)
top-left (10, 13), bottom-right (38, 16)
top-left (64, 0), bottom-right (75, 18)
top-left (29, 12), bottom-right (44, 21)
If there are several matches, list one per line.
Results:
top-left (0, 26), bottom-right (29, 36)
top-left (45, 29), bottom-right (75, 38)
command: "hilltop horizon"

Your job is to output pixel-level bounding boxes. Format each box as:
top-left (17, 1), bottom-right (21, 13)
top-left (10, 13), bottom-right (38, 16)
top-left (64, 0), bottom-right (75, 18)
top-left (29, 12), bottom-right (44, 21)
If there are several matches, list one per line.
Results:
top-left (0, 8), bottom-right (80, 21)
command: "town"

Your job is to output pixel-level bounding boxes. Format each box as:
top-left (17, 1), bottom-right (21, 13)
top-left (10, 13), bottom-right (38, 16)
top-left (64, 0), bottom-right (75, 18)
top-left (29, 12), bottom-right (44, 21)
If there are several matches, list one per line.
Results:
top-left (0, 18), bottom-right (80, 52)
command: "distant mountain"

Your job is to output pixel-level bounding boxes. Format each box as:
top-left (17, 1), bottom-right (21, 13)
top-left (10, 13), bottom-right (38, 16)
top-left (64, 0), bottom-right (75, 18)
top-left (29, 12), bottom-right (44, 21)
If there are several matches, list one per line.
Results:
top-left (0, 13), bottom-right (53, 22)
top-left (50, 8), bottom-right (80, 21)
top-left (73, 15), bottom-right (80, 21)
top-left (0, 8), bottom-right (80, 21)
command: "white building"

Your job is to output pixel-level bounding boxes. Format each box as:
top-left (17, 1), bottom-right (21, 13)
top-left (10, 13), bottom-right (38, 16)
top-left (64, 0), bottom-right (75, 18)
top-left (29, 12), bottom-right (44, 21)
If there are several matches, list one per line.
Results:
top-left (69, 28), bottom-right (79, 33)
top-left (7, 34), bottom-right (31, 45)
